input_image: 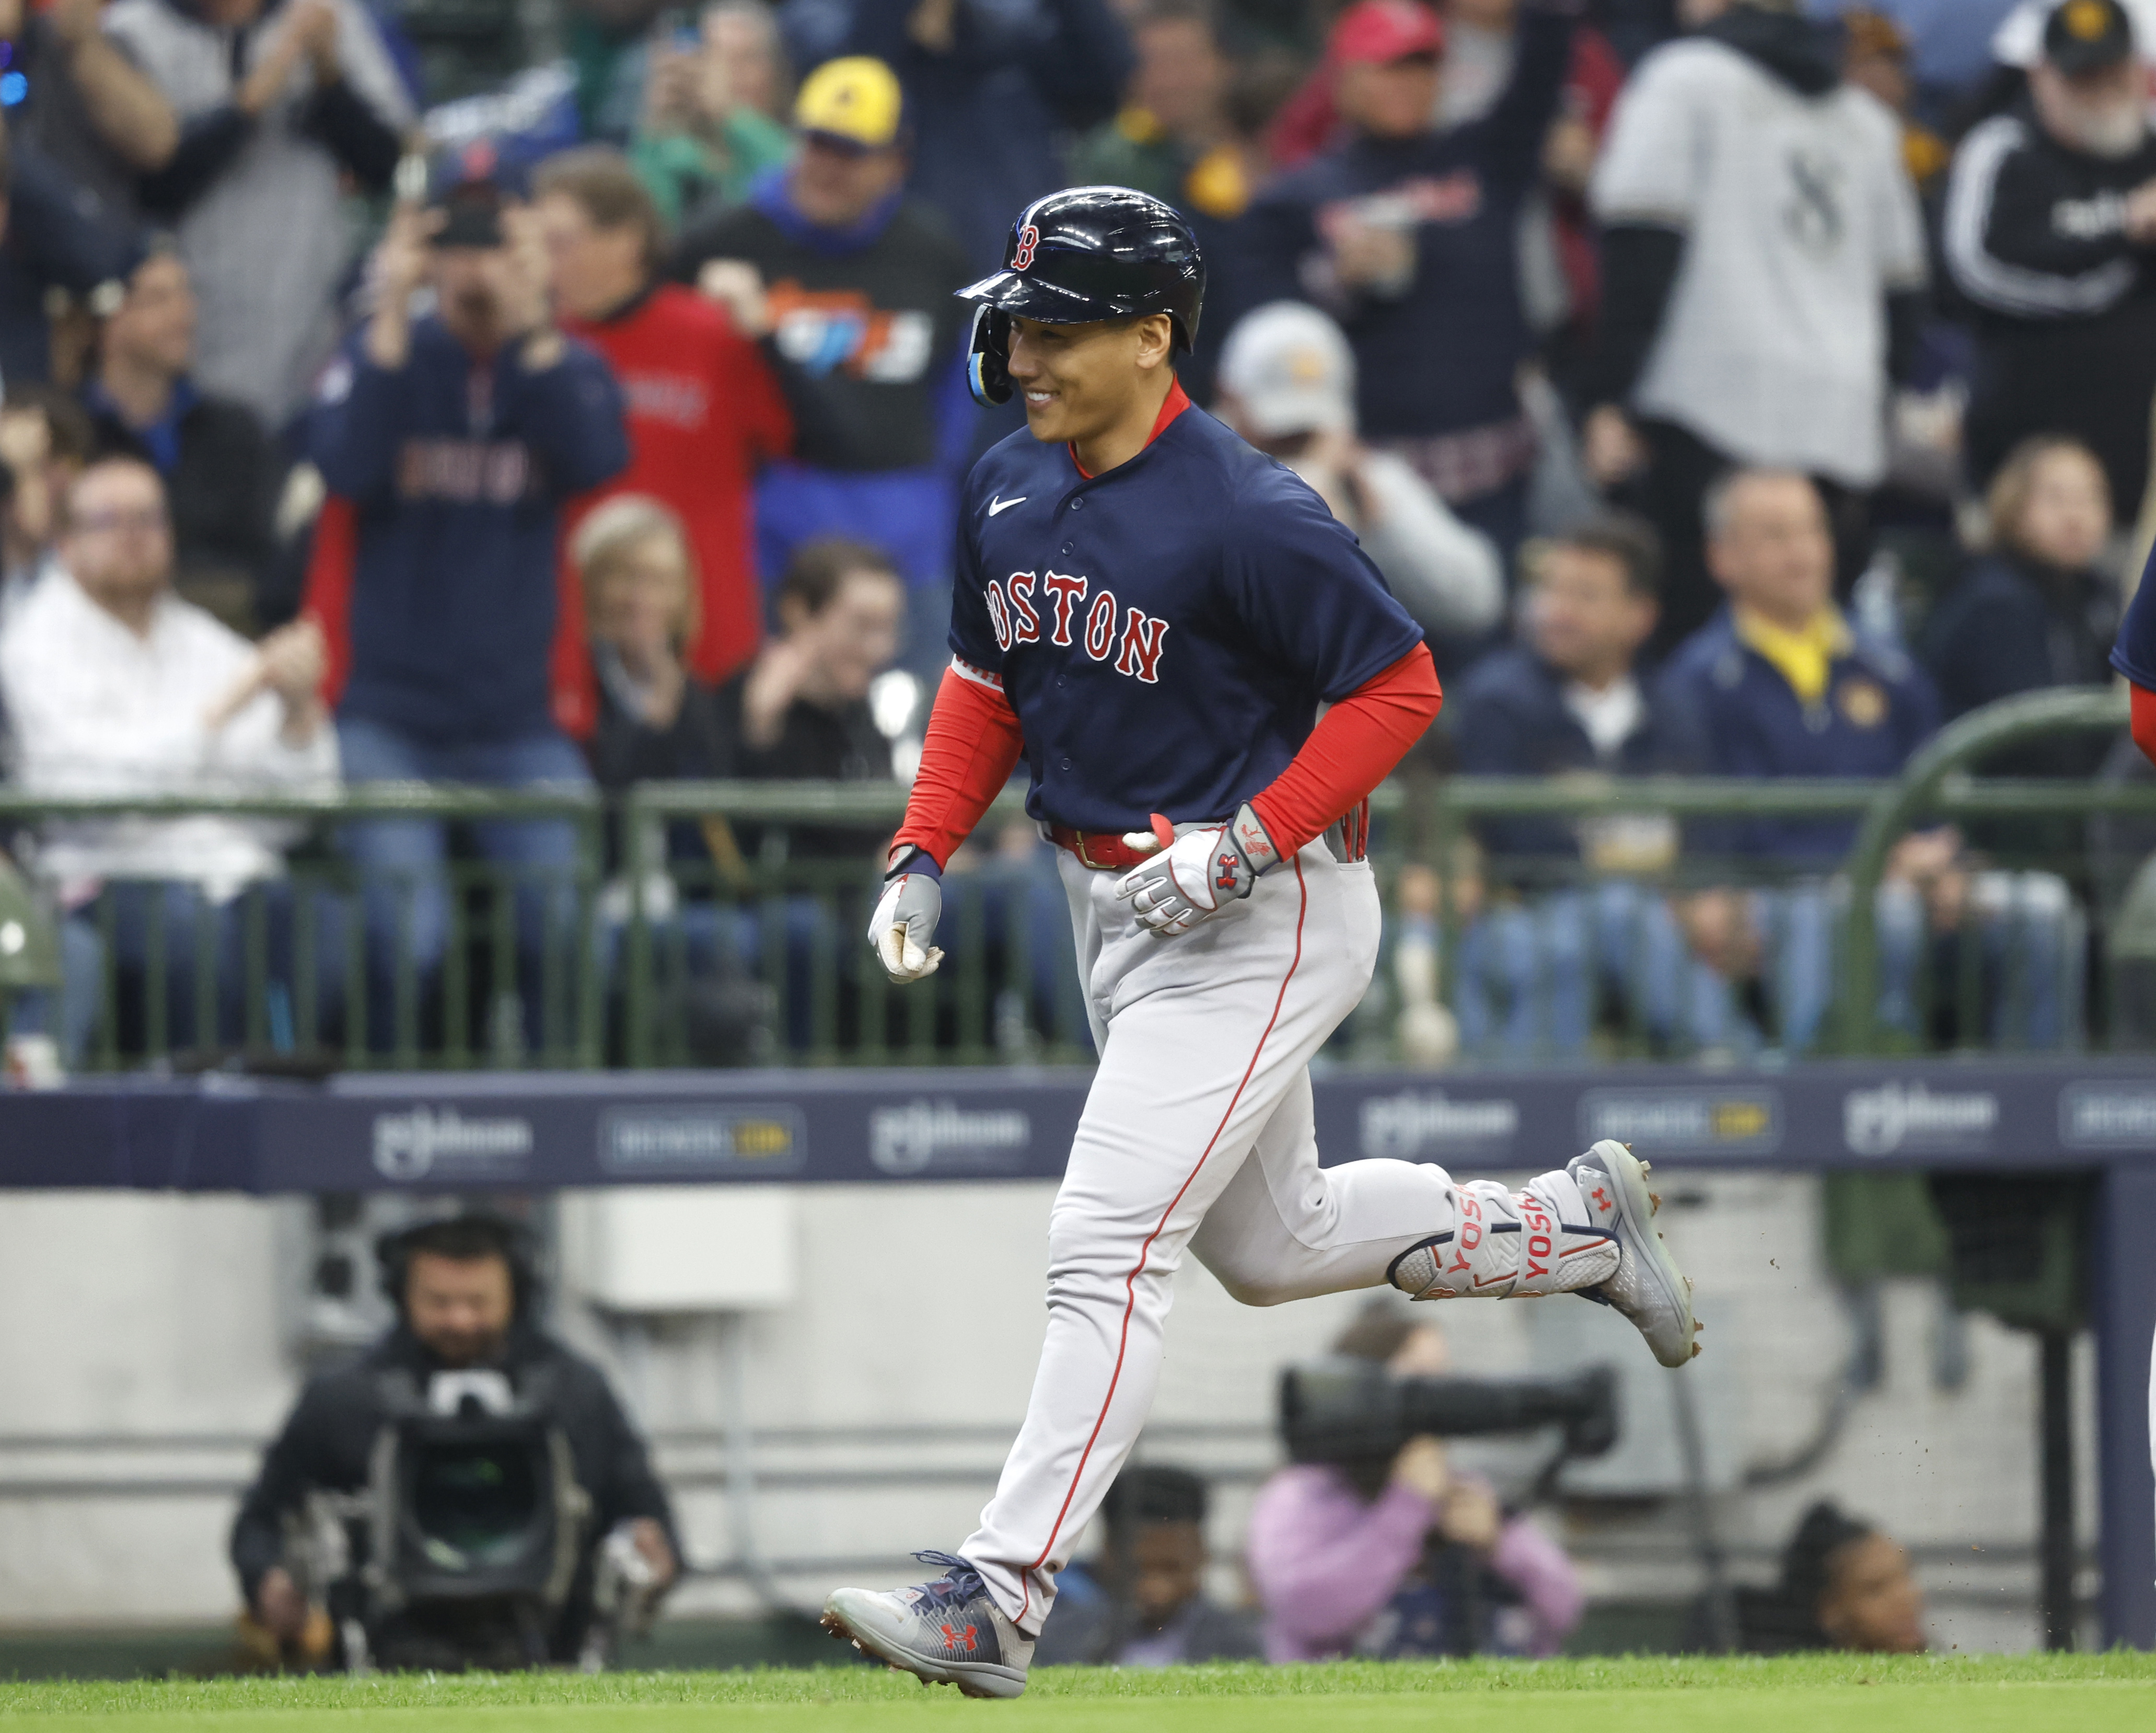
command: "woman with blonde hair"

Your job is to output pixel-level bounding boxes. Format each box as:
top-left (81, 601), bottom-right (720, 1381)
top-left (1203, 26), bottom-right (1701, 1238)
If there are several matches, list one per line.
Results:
top-left (574, 494), bottom-right (720, 795)
top-left (572, 504), bottom-right (907, 1056)
top-left (1920, 435), bottom-right (2121, 742)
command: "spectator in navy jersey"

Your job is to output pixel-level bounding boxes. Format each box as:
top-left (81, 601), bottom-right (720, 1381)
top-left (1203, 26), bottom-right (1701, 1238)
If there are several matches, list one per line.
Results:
top-left (308, 167), bottom-right (628, 1054)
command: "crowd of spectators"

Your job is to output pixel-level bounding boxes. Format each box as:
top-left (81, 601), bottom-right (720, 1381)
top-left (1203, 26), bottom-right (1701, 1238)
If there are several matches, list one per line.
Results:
top-left (0, 0), bottom-right (2144, 1067)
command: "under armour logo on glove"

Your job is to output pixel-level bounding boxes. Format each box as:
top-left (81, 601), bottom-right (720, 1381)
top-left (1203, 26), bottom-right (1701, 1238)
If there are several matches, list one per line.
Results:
top-left (1115, 803), bottom-right (1283, 937)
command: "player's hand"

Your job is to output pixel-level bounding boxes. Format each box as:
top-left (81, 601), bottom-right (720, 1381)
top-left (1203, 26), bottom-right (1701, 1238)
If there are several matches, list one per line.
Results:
top-left (1115, 806), bottom-right (1280, 938)
top-left (867, 851), bottom-right (944, 982)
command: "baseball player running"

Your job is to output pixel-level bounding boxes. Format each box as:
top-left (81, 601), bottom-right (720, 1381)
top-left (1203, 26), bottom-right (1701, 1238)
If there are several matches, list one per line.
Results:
top-left (821, 187), bottom-right (1700, 1697)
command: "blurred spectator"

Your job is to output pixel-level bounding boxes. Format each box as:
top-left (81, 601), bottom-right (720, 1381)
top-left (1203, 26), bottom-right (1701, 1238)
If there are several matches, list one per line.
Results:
top-left (799, 0), bottom-right (1133, 274)
top-left (713, 535), bottom-right (900, 852)
top-left (578, 527), bottom-right (901, 1053)
top-left (1586, 0), bottom-right (1928, 650)
top-left (1244, 0), bottom-right (1578, 558)
top-left (1445, 514), bottom-right (1737, 1056)
top-left (3, 0), bottom-right (176, 220)
top-left (1711, 1500), bottom-right (1927, 1653)
top-left (1033, 1465), bottom-right (1262, 1667)
top-left (574, 494), bottom-right (767, 1065)
top-left (1247, 1311), bottom-right (1584, 1660)
top-left (1595, 0), bottom-right (1683, 68)
top-left (0, 386), bottom-right (96, 627)
top-left (1661, 469), bottom-right (2076, 1052)
top-left (710, 0), bottom-right (792, 120)
top-left (1921, 434), bottom-right (2120, 728)
top-left (577, 496), bottom-right (725, 803)
top-left (0, 86), bottom-right (142, 395)
top-left (107, 0), bottom-right (414, 427)
top-left (673, 56), bottom-right (972, 688)
top-left (567, 0), bottom-right (673, 142)
top-left (711, 534), bottom-right (903, 1038)
top-left (0, 456), bottom-right (336, 1057)
top-left (1428, 0), bottom-right (1628, 362)
top-left (308, 178), bottom-right (628, 1050)
top-left (1659, 467), bottom-right (1935, 1034)
top-left (82, 242), bottom-right (281, 634)
top-left (1213, 300), bottom-right (1504, 659)
top-left (537, 146), bottom-right (793, 703)
top-left (1840, 9), bottom-right (1951, 194)
top-left (1070, 0), bottom-right (1233, 209)
top-left (1990, 0), bottom-right (2156, 83)
top-left (1941, 0), bottom-right (2156, 523)
top-left (633, 1), bottom-right (795, 226)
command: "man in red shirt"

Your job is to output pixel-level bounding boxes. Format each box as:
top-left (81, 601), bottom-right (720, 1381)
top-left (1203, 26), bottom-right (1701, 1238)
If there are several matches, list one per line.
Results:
top-left (537, 148), bottom-right (792, 727)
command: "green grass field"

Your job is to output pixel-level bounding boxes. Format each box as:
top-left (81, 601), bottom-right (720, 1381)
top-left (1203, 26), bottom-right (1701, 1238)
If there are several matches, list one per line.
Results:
top-left (3, 1655), bottom-right (2152, 1731)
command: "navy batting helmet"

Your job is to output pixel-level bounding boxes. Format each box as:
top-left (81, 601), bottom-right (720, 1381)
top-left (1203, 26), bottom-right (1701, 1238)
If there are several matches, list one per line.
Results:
top-left (957, 186), bottom-right (1206, 407)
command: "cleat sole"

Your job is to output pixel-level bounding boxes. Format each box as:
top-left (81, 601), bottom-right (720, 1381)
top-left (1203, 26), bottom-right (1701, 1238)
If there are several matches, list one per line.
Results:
top-left (1574, 1140), bottom-right (1699, 1370)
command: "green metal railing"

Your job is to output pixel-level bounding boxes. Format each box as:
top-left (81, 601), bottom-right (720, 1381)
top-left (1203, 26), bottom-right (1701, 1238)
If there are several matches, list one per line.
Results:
top-left (1835, 687), bottom-right (2154, 1052)
top-left (0, 783), bottom-right (608, 1072)
top-left (0, 689), bottom-right (2148, 1072)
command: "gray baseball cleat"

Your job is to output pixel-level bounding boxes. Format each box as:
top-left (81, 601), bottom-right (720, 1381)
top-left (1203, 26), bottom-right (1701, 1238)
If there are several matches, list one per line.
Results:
top-left (1567, 1139), bottom-right (1702, 1369)
top-left (821, 1551), bottom-right (1034, 1699)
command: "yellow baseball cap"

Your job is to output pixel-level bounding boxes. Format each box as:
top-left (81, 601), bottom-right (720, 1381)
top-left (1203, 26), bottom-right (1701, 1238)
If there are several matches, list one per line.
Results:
top-left (794, 56), bottom-right (905, 151)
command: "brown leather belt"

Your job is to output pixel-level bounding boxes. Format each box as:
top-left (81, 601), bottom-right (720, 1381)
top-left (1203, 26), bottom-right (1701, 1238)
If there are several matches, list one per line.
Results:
top-left (1048, 824), bottom-right (1155, 871)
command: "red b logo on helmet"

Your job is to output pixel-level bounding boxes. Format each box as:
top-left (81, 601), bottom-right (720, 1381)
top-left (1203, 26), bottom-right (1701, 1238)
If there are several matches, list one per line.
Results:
top-left (1012, 224), bottom-right (1040, 270)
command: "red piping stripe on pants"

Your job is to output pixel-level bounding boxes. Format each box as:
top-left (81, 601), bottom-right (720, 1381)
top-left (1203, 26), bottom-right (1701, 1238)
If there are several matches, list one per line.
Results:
top-left (1015, 859), bottom-right (1310, 1627)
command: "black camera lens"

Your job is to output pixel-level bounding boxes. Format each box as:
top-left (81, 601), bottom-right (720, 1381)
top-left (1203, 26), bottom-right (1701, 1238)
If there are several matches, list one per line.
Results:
top-left (410, 1441), bottom-right (541, 1568)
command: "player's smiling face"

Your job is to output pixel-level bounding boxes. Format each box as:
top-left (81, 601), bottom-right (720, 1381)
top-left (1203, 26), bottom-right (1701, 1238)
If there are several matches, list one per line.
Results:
top-left (1005, 314), bottom-right (1175, 449)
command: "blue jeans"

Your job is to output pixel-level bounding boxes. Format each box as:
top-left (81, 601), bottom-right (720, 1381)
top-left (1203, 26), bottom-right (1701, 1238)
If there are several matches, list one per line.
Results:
top-left (606, 893), bottom-right (829, 1056)
top-left (22, 880), bottom-right (345, 1063)
top-left (1456, 880), bottom-right (1741, 1060)
top-left (336, 715), bottom-right (590, 1055)
top-left (1756, 874), bottom-right (2078, 1054)
top-left (602, 843), bottom-right (1080, 1058)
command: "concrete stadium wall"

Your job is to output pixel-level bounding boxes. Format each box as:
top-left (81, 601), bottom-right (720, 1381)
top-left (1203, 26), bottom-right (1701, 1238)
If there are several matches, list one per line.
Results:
top-left (0, 1181), bottom-right (2099, 1651)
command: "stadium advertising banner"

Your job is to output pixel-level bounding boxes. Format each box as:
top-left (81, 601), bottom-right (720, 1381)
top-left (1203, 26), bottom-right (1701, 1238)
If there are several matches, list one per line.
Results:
top-left (6, 1060), bottom-right (2154, 1192)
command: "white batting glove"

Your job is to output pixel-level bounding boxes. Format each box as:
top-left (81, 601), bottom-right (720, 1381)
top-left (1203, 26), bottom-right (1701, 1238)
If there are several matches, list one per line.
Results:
top-left (1115, 805), bottom-right (1283, 938)
top-left (867, 849), bottom-right (945, 982)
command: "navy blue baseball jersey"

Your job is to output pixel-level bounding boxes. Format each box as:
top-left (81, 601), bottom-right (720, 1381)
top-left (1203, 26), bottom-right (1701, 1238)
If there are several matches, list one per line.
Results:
top-left (2113, 543), bottom-right (2156, 689)
top-left (948, 400), bottom-right (1425, 835)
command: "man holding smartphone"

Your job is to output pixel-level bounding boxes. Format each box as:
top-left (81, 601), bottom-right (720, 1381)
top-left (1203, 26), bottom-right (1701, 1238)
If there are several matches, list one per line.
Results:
top-left (304, 157), bottom-right (629, 1052)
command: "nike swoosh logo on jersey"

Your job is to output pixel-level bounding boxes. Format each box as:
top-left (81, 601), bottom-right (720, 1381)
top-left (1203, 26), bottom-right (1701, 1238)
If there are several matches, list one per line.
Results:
top-left (987, 495), bottom-right (1028, 516)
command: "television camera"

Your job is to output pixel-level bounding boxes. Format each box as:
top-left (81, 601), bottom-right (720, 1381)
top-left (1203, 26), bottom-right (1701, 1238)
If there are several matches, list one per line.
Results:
top-left (287, 1369), bottom-right (661, 1672)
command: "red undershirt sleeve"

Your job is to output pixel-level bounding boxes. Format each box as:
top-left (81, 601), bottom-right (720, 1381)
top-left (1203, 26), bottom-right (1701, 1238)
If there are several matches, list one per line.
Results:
top-left (2134, 683), bottom-right (2156, 769)
top-left (890, 663), bottom-right (1027, 869)
top-left (1249, 644), bottom-right (1443, 856)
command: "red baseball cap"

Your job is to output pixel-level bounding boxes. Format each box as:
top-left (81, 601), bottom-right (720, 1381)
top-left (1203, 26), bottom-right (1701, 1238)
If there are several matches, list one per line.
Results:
top-left (1330, 0), bottom-right (1445, 66)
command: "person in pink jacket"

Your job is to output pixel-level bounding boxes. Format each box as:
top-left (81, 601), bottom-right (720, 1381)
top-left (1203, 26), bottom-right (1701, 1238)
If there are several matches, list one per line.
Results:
top-left (1246, 1310), bottom-right (1585, 1661)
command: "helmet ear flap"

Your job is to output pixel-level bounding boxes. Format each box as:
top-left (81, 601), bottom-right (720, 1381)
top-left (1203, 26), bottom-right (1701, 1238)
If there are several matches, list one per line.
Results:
top-left (968, 304), bottom-right (1013, 407)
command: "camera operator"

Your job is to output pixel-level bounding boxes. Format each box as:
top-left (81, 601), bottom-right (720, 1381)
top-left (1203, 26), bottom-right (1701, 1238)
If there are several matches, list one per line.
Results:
top-left (230, 1213), bottom-right (679, 1669)
top-left (1246, 1310), bottom-right (1583, 1661)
